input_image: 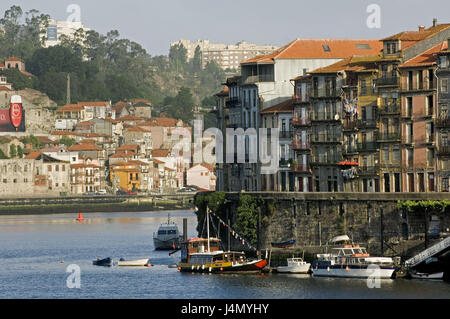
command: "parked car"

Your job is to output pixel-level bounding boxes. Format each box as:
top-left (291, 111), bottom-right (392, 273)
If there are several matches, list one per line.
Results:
top-left (95, 189), bottom-right (107, 195)
top-left (83, 191), bottom-right (96, 196)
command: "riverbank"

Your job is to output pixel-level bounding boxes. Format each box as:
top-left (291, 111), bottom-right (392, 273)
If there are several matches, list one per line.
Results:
top-left (0, 199), bottom-right (194, 215)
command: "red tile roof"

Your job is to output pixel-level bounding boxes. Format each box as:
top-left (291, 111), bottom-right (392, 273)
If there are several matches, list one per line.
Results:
top-left (5, 56), bottom-right (23, 62)
top-left (383, 24), bottom-right (450, 50)
top-left (399, 41), bottom-right (448, 68)
top-left (78, 101), bottom-right (110, 107)
top-left (260, 98), bottom-right (295, 114)
top-left (56, 104), bottom-right (84, 112)
top-left (152, 149), bottom-right (170, 157)
top-left (0, 86), bottom-right (11, 91)
top-left (126, 126), bottom-right (152, 133)
top-left (109, 152), bottom-right (133, 158)
top-left (68, 144), bottom-right (102, 151)
top-left (25, 151), bottom-right (42, 159)
top-left (116, 144), bottom-right (139, 152)
top-left (241, 39), bottom-right (383, 65)
top-left (117, 115), bottom-right (145, 121)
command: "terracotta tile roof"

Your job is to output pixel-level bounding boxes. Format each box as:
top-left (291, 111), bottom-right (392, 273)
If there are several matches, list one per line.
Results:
top-left (105, 117), bottom-right (120, 124)
top-left (51, 131), bottom-right (81, 136)
top-left (399, 41), bottom-right (448, 68)
top-left (260, 98), bottom-right (295, 114)
top-left (5, 56), bottom-right (23, 62)
top-left (152, 158), bottom-right (165, 165)
top-left (56, 104), bottom-right (84, 112)
top-left (78, 101), bottom-right (110, 107)
top-left (383, 24), bottom-right (450, 50)
top-left (139, 117), bottom-right (183, 127)
top-left (78, 132), bottom-right (108, 138)
top-left (116, 144), bottom-right (139, 152)
top-left (68, 144), bottom-right (102, 151)
top-left (25, 151), bottom-right (41, 159)
top-left (80, 139), bottom-right (97, 144)
top-left (241, 39), bottom-right (383, 65)
top-left (0, 86), bottom-right (11, 91)
top-left (215, 87), bottom-right (229, 96)
top-left (151, 149), bottom-right (170, 157)
top-left (200, 163), bottom-right (215, 172)
top-left (117, 115), bottom-right (145, 121)
top-left (36, 136), bottom-right (56, 144)
top-left (126, 126), bottom-right (152, 133)
top-left (164, 166), bottom-right (175, 172)
top-left (109, 152), bottom-right (133, 159)
top-left (0, 62), bottom-right (5, 68)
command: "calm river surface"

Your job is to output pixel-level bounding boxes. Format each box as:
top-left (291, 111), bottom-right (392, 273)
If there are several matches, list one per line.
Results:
top-left (0, 210), bottom-right (449, 299)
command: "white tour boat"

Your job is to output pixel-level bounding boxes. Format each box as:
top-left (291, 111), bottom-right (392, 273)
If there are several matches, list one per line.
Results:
top-left (312, 235), bottom-right (397, 279)
top-left (117, 258), bottom-right (151, 267)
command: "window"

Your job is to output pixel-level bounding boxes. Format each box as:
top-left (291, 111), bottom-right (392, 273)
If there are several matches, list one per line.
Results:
top-left (322, 45), bottom-right (330, 52)
top-left (48, 165), bottom-right (52, 172)
top-left (441, 79), bottom-right (448, 93)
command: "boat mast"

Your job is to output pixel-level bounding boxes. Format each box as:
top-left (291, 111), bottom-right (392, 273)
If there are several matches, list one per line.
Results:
top-left (207, 206), bottom-right (210, 252)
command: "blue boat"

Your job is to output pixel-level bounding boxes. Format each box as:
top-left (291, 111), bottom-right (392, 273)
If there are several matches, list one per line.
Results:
top-left (271, 239), bottom-right (296, 248)
top-left (93, 257), bottom-right (113, 267)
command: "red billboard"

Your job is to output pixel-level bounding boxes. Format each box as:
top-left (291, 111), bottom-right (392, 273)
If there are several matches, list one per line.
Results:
top-left (0, 95), bottom-right (26, 132)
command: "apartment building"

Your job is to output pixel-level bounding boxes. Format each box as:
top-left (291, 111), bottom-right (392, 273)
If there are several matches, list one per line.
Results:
top-left (436, 39), bottom-right (450, 192)
top-left (41, 19), bottom-right (91, 48)
top-left (170, 39), bottom-right (278, 70)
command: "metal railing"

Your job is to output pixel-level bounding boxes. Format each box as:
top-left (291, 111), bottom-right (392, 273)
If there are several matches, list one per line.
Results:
top-left (291, 117), bottom-right (311, 126)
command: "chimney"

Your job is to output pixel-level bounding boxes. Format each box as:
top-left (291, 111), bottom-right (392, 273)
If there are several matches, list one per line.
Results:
top-left (433, 18), bottom-right (437, 27)
top-left (418, 25), bottom-right (425, 32)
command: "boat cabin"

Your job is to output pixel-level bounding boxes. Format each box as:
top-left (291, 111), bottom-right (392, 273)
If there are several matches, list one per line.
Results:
top-left (181, 238), bottom-right (221, 263)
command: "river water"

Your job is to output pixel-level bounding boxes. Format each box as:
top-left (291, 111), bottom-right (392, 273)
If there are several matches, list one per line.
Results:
top-left (0, 210), bottom-right (449, 299)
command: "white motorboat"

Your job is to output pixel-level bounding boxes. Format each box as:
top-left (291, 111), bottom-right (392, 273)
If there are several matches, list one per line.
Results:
top-left (410, 270), bottom-right (444, 280)
top-left (277, 258), bottom-right (311, 274)
top-left (311, 235), bottom-right (397, 279)
top-left (117, 258), bottom-right (150, 267)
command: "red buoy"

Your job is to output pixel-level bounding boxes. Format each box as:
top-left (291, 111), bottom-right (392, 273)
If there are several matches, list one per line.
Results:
top-left (76, 213), bottom-right (84, 222)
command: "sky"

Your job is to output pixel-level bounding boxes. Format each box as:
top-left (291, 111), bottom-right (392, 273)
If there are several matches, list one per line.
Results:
top-left (2, 0), bottom-right (450, 56)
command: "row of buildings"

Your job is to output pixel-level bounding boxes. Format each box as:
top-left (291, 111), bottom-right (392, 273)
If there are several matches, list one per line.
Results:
top-left (214, 19), bottom-right (450, 193)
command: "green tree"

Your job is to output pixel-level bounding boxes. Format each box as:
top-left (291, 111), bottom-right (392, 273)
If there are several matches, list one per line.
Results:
top-left (9, 144), bottom-right (17, 158)
top-left (0, 68), bottom-right (33, 90)
top-left (163, 87), bottom-right (195, 123)
top-left (192, 45), bottom-right (202, 73)
top-left (169, 43), bottom-right (187, 72)
top-left (60, 135), bottom-right (75, 147)
top-left (17, 145), bottom-right (23, 158)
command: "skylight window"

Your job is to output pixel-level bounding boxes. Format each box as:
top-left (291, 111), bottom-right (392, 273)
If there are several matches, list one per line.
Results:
top-left (322, 45), bottom-right (330, 52)
top-left (356, 43), bottom-right (371, 50)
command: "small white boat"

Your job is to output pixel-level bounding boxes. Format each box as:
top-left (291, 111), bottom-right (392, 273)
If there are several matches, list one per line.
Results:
top-left (410, 270), bottom-right (444, 280)
top-left (117, 258), bottom-right (150, 267)
top-left (277, 258), bottom-right (311, 274)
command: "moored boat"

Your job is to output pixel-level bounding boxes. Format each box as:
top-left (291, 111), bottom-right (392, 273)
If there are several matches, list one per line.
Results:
top-left (117, 258), bottom-right (150, 267)
top-left (311, 235), bottom-right (396, 279)
top-left (271, 239), bottom-right (296, 248)
top-left (277, 258), bottom-right (311, 274)
top-left (409, 270), bottom-right (444, 280)
top-left (177, 237), bottom-right (267, 273)
top-left (153, 214), bottom-right (183, 250)
top-left (93, 257), bottom-right (113, 267)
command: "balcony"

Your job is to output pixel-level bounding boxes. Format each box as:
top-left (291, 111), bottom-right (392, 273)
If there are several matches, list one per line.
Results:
top-left (375, 76), bottom-right (399, 86)
top-left (291, 117), bottom-right (311, 126)
top-left (309, 87), bottom-right (340, 98)
top-left (292, 140), bottom-right (310, 150)
top-left (310, 113), bottom-right (341, 122)
top-left (437, 144), bottom-right (450, 155)
top-left (225, 97), bottom-right (240, 108)
top-left (279, 158), bottom-right (293, 168)
top-left (356, 141), bottom-right (379, 151)
top-left (378, 132), bottom-right (401, 142)
top-left (342, 145), bottom-right (359, 154)
top-left (401, 80), bottom-right (436, 92)
top-left (380, 104), bottom-right (401, 115)
top-left (243, 74), bottom-right (274, 84)
top-left (357, 165), bottom-right (380, 175)
top-left (311, 135), bottom-right (341, 143)
top-left (342, 120), bottom-right (357, 130)
top-left (292, 163), bottom-right (311, 173)
top-left (356, 118), bottom-right (378, 128)
top-left (436, 117), bottom-right (450, 128)
top-left (293, 94), bottom-right (310, 103)
top-left (279, 131), bottom-right (293, 139)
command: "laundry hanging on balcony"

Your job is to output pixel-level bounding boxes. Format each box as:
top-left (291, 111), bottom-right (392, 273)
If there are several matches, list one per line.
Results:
top-left (341, 167), bottom-right (358, 180)
top-left (343, 99), bottom-right (358, 117)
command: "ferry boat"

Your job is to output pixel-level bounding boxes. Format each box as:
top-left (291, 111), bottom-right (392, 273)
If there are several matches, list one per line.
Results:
top-left (177, 237), bottom-right (267, 273)
top-left (311, 235), bottom-right (396, 279)
top-left (153, 214), bottom-right (183, 250)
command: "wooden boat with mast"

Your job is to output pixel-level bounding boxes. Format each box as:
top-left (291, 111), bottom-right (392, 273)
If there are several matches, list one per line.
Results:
top-left (176, 207), bottom-right (267, 273)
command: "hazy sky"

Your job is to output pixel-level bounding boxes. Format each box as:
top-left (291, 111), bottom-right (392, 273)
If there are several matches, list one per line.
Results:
top-left (2, 0), bottom-right (450, 56)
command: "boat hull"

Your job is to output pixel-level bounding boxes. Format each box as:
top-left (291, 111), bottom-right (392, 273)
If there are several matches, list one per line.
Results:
top-left (93, 258), bottom-right (113, 267)
top-left (118, 259), bottom-right (150, 267)
top-left (178, 259), bottom-right (267, 273)
top-left (277, 264), bottom-right (311, 274)
top-left (271, 240), bottom-right (296, 248)
top-left (312, 265), bottom-right (395, 279)
top-left (153, 236), bottom-right (182, 250)
top-left (410, 271), bottom-right (444, 280)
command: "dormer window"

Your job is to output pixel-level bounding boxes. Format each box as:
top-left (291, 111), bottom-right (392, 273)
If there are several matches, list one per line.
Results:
top-left (386, 42), bottom-right (398, 54)
top-left (322, 45), bottom-right (330, 52)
